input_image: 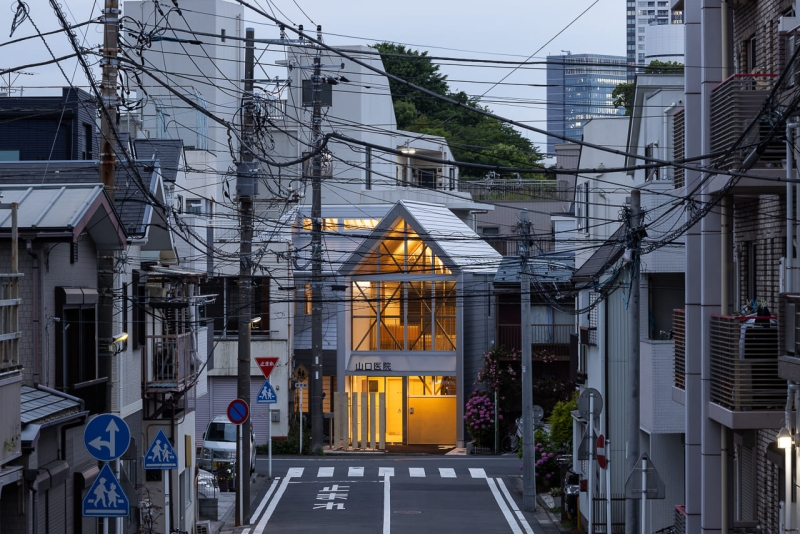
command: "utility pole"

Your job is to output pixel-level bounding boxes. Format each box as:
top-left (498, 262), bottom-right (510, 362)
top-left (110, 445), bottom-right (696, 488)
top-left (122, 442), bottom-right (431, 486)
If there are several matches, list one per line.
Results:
top-left (235, 27), bottom-right (256, 526)
top-left (625, 189), bottom-right (642, 534)
top-left (98, 3), bottom-right (120, 534)
top-left (310, 24), bottom-right (325, 455)
top-left (519, 210), bottom-right (536, 512)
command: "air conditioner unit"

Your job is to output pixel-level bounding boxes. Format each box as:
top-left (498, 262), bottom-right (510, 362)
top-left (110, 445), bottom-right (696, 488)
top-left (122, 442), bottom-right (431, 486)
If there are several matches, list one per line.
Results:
top-left (780, 16), bottom-right (798, 34)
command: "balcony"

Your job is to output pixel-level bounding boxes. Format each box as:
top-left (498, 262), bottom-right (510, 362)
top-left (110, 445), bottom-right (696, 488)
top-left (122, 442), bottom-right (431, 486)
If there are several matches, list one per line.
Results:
top-left (496, 324), bottom-right (573, 356)
top-left (778, 293), bottom-right (800, 382)
top-left (460, 178), bottom-right (570, 201)
top-left (144, 331), bottom-right (196, 394)
top-left (708, 74), bottom-right (786, 194)
top-left (708, 314), bottom-right (785, 429)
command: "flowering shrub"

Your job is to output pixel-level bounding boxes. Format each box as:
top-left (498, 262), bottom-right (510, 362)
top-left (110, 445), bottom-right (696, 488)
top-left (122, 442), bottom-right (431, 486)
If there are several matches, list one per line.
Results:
top-left (476, 347), bottom-right (519, 390)
top-left (534, 439), bottom-right (563, 487)
top-left (464, 390), bottom-right (498, 447)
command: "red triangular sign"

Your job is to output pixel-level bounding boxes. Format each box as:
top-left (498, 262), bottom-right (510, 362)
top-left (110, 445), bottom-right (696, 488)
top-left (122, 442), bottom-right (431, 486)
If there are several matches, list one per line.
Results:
top-left (255, 357), bottom-right (279, 379)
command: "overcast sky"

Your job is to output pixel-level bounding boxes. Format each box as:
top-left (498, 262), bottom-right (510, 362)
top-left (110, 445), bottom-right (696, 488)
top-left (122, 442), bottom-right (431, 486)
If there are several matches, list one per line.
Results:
top-left (3, 0), bottom-right (625, 156)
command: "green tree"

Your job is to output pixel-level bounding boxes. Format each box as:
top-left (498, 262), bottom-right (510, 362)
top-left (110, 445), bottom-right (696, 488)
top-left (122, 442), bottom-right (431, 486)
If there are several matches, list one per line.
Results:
top-left (548, 392), bottom-right (578, 450)
top-left (373, 42), bottom-right (544, 178)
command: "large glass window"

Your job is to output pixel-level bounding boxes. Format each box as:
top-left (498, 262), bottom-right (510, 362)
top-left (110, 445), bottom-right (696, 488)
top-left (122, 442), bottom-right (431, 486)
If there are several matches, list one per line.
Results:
top-left (351, 281), bottom-right (456, 351)
top-left (356, 219), bottom-right (450, 275)
top-left (200, 276), bottom-right (270, 336)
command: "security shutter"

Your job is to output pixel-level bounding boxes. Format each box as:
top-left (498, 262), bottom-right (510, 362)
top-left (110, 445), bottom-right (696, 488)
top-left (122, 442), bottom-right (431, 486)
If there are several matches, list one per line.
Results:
top-left (741, 445), bottom-right (755, 520)
top-left (195, 391), bottom-right (211, 447)
top-left (211, 378), bottom-right (238, 420)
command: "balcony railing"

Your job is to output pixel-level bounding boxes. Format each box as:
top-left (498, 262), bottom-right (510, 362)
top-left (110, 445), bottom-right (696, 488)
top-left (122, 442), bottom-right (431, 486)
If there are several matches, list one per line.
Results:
top-left (709, 314), bottom-right (785, 410)
top-left (673, 109), bottom-right (684, 189)
top-left (673, 309), bottom-right (685, 390)
top-left (710, 74), bottom-right (783, 171)
top-left (483, 237), bottom-right (554, 256)
top-left (460, 178), bottom-right (570, 201)
top-left (496, 324), bottom-right (573, 355)
top-left (674, 505), bottom-right (687, 534)
top-left (145, 332), bottom-right (196, 393)
top-left (0, 273), bottom-right (22, 372)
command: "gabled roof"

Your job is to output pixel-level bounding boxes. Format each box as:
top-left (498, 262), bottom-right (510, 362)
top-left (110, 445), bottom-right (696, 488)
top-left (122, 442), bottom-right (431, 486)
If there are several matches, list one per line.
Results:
top-left (133, 139), bottom-right (184, 182)
top-left (0, 183), bottom-right (126, 249)
top-left (571, 224), bottom-right (627, 287)
top-left (0, 160), bottom-right (173, 249)
top-left (340, 200), bottom-right (503, 275)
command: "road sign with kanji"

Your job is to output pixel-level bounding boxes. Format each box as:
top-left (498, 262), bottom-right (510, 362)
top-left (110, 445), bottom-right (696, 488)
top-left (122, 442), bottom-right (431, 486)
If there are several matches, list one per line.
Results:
top-left (255, 357), bottom-right (279, 379)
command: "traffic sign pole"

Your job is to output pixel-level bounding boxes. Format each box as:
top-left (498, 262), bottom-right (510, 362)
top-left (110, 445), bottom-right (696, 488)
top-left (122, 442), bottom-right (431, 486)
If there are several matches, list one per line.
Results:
top-left (641, 457), bottom-right (647, 534)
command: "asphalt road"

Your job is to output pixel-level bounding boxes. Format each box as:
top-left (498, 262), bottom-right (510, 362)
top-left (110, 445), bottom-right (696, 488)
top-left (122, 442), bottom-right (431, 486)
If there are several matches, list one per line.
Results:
top-left (248, 455), bottom-right (540, 534)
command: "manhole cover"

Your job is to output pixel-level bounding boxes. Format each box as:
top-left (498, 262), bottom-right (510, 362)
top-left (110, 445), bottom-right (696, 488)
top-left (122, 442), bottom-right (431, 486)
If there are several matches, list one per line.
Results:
top-left (393, 511), bottom-right (422, 515)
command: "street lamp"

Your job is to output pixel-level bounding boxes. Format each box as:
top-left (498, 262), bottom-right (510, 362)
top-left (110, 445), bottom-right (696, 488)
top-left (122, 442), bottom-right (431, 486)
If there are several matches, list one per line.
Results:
top-left (778, 427), bottom-right (793, 449)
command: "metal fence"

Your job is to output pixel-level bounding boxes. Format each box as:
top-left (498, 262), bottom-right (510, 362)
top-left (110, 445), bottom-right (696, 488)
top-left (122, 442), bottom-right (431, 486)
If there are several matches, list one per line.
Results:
top-left (591, 494), bottom-right (627, 533)
top-left (673, 309), bottom-right (685, 390)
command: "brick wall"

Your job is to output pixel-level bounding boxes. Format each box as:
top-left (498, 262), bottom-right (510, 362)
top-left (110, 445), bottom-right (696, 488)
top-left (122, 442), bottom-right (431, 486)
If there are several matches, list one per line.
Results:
top-left (733, 195), bottom-right (785, 312)
top-left (732, 0), bottom-right (792, 74)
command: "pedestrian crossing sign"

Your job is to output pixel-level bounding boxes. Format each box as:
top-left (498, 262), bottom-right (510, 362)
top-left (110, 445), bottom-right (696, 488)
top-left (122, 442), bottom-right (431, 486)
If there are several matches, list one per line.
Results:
top-left (82, 464), bottom-right (129, 518)
top-left (143, 429), bottom-right (178, 470)
top-left (257, 379), bottom-right (278, 405)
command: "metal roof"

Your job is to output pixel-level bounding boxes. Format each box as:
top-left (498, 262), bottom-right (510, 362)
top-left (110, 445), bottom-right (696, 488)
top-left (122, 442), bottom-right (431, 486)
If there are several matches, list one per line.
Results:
top-left (0, 160), bottom-right (174, 254)
top-left (0, 183), bottom-right (126, 249)
top-left (133, 139), bottom-right (184, 182)
top-left (21, 385), bottom-right (82, 425)
top-left (340, 200), bottom-right (502, 275)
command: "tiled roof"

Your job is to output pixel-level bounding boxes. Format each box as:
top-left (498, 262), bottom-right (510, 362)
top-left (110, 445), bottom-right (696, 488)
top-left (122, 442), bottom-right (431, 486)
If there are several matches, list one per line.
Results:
top-left (21, 385), bottom-right (81, 425)
top-left (133, 139), bottom-right (184, 182)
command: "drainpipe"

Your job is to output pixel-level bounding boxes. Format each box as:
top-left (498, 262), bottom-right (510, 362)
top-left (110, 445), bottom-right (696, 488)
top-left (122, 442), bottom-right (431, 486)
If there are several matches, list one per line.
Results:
top-left (721, 191), bottom-right (731, 533)
top-left (787, 381), bottom-right (799, 533)
top-left (26, 240), bottom-right (40, 384)
top-left (788, 123), bottom-right (798, 293)
top-left (663, 103), bottom-right (677, 173)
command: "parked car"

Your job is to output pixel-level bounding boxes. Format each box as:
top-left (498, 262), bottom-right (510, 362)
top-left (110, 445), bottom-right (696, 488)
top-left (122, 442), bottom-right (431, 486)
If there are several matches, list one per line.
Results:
top-left (199, 416), bottom-right (257, 475)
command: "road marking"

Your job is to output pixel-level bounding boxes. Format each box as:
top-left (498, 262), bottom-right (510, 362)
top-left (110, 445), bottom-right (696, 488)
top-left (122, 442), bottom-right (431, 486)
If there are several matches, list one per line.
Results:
top-left (378, 467), bottom-right (395, 477)
top-left (250, 478), bottom-right (279, 524)
top-left (253, 470), bottom-right (301, 534)
top-left (439, 468), bottom-right (456, 478)
top-left (287, 467), bottom-right (305, 478)
top-left (486, 477), bottom-right (523, 534)
top-left (409, 467), bottom-right (425, 477)
top-left (496, 478), bottom-right (535, 534)
top-left (383, 473), bottom-right (391, 534)
top-left (318, 467), bottom-right (334, 477)
top-left (348, 466), bottom-right (364, 477)
top-left (242, 529), bottom-right (250, 534)
top-left (469, 468), bottom-right (487, 479)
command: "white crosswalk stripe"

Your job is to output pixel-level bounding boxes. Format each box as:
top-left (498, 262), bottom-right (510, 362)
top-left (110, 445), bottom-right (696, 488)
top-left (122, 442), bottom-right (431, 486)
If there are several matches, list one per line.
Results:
top-left (378, 467), bottom-right (395, 477)
top-left (348, 466), bottom-right (364, 477)
top-left (284, 466), bottom-right (493, 479)
top-left (439, 468), bottom-right (457, 478)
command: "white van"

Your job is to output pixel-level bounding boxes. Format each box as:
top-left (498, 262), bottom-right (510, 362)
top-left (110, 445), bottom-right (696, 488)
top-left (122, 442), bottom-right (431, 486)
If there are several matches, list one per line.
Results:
top-left (199, 416), bottom-right (257, 474)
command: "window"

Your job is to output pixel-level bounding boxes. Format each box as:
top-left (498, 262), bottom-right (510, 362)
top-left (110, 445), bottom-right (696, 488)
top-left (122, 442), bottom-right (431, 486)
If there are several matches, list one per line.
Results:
top-left (647, 274), bottom-right (685, 339)
top-left (645, 143), bottom-right (659, 180)
top-left (185, 199), bottom-right (203, 215)
top-left (83, 123), bottom-right (93, 160)
top-left (365, 146), bottom-right (372, 189)
top-left (221, 29), bottom-right (226, 42)
top-left (55, 286), bottom-right (105, 413)
top-left (304, 284), bottom-right (312, 315)
top-left (356, 219), bottom-right (450, 275)
top-left (575, 182), bottom-right (589, 231)
top-left (200, 277), bottom-right (270, 336)
top-left (351, 280), bottom-right (456, 351)
top-left (746, 37), bottom-right (758, 72)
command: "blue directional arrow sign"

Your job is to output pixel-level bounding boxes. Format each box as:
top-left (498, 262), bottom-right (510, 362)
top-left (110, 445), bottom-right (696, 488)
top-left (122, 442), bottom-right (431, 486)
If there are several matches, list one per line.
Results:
top-left (84, 414), bottom-right (130, 462)
top-left (82, 464), bottom-right (130, 518)
top-left (143, 429), bottom-right (178, 470)
top-left (257, 380), bottom-right (278, 405)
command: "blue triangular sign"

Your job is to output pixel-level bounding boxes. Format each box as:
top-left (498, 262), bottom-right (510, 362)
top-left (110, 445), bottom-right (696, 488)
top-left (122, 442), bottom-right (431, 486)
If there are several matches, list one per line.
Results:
top-left (143, 429), bottom-right (178, 470)
top-left (257, 380), bottom-right (278, 404)
top-left (82, 464), bottom-right (129, 517)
